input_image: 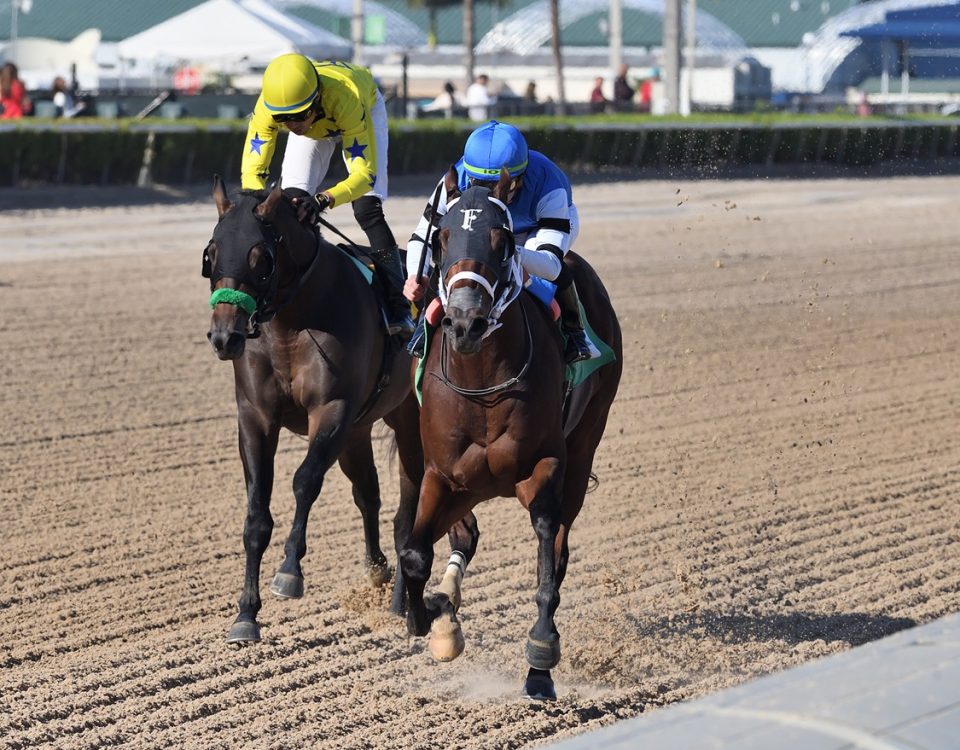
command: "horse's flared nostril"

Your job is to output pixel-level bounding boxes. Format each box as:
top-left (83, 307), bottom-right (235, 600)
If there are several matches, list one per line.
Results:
top-left (469, 317), bottom-right (489, 337)
top-left (209, 330), bottom-right (245, 359)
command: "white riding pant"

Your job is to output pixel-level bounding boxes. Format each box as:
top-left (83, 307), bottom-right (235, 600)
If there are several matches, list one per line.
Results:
top-left (280, 90), bottom-right (390, 200)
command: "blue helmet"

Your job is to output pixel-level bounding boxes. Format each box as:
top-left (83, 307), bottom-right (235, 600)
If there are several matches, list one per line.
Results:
top-left (462, 120), bottom-right (529, 181)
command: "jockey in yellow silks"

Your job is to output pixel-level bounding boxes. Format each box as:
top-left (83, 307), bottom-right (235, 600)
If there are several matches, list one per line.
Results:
top-left (240, 54), bottom-right (413, 335)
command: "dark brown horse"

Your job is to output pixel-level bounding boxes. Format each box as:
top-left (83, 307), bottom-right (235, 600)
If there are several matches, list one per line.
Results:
top-left (204, 177), bottom-right (422, 643)
top-left (400, 169), bottom-right (623, 700)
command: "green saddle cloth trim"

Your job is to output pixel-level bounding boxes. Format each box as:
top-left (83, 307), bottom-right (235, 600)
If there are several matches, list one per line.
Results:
top-left (413, 302), bottom-right (616, 404)
top-left (414, 323), bottom-right (434, 406)
top-left (563, 301), bottom-right (617, 388)
top-left (336, 245), bottom-right (374, 285)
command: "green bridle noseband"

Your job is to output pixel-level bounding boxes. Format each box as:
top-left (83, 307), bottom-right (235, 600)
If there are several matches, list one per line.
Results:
top-left (209, 287), bottom-right (257, 315)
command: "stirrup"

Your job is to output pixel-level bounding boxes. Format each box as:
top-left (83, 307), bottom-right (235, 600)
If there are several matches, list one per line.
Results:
top-left (564, 330), bottom-right (599, 364)
top-left (406, 318), bottom-right (426, 357)
top-left (387, 312), bottom-right (416, 336)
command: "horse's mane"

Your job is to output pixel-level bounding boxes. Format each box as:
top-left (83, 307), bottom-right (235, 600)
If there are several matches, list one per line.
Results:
top-left (235, 188), bottom-right (271, 201)
top-left (231, 188), bottom-right (297, 220)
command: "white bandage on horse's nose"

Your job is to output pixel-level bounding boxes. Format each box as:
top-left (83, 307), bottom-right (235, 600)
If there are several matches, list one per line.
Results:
top-left (519, 246), bottom-right (563, 282)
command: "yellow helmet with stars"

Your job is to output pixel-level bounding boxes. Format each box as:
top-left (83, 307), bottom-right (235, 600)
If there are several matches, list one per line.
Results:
top-left (261, 54), bottom-right (320, 115)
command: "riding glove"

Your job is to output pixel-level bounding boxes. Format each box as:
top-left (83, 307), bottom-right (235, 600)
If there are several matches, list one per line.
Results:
top-left (283, 188), bottom-right (329, 226)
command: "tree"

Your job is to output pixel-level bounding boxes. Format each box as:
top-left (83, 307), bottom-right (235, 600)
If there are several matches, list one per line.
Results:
top-left (550, 0), bottom-right (566, 115)
top-left (407, 0), bottom-right (508, 85)
top-left (406, 0), bottom-right (459, 51)
top-left (463, 0), bottom-right (475, 87)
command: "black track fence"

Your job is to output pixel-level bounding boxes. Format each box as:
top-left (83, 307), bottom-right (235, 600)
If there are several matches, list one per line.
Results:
top-left (2, 120), bottom-right (960, 187)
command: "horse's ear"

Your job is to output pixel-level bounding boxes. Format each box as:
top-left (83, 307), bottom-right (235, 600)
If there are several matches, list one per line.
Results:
top-left (443, 165), bottom-right (459, 200)
top-left (256, 182), bottom-right (283, 219)
top-left (433, 227), bottom-right (448, 266)
top-left (212, 174), bottom-right (231, 217)
top-left (492, 167), bottom-right (511, 203)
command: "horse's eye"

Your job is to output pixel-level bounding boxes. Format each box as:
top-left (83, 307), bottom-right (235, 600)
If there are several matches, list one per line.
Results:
top-left (256, 254), bottom-right (273, 280)
top-left (248, 246), bottom-right (271, 273)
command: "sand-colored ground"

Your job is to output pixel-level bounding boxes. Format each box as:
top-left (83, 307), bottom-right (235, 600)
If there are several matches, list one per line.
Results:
top-left (1, 175), bottom-right (959, 749)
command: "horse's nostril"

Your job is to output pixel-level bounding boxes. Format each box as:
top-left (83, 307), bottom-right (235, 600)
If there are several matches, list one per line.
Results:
top-left (441, 317), bottom-right (453, 330)
top-left (469, 318), bottom-right (488, 337)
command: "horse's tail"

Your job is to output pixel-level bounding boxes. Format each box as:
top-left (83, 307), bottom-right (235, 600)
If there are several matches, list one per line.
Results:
top-left (374, 420), bottom-right (399, 471)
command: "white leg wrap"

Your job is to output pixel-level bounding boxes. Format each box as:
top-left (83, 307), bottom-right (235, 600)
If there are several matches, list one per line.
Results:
top-left (437, 551), bottom-right (467, 611)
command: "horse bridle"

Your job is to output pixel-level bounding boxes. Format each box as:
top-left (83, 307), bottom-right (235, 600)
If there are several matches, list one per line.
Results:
top-left (203, 204), bottom-right (319, 338)
top-left (436, 192), bottom-right (521, 336)
top-left (432, 188), bottom-right (533, 397)
top-left (436, 298), bottom-right (534, 398)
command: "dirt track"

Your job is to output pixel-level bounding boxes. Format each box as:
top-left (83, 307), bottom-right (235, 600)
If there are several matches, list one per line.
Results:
top-left (2, 175), bottom-right (959, 749)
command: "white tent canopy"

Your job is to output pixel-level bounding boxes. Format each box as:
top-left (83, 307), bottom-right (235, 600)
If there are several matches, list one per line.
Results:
top-left (117, 0), bottom-right (352, 67)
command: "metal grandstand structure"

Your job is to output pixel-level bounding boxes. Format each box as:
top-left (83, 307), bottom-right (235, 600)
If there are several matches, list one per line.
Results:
top-left (273, 0), bottom-right (426, 49)
top-left (475, 0), bottom-right (751, 61)
top-left (801, 0), bottom-right (960, 92)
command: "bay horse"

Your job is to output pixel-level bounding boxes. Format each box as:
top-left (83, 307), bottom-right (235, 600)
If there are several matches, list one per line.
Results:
top-left (204, 176), bottom-right (422, 643)
top-left (400, 168), bottom-right (623, 700)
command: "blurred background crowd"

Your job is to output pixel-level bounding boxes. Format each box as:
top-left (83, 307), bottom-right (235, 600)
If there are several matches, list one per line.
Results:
top-left (2, 0), bottom-right (959, 121)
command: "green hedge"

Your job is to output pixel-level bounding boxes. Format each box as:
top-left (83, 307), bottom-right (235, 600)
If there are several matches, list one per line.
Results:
top-left (1, 120), bottom-right (959, 187)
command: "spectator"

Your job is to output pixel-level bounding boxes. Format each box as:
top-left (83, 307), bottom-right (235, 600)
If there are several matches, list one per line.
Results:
top-left (589, 76), bottom-right (608, 114)
top-left (613, 63), bottom-right (635, 110)
top-left (52, 76), bottom-right (86, 118)
top-left (421, 80), bottom-right (463, 119)
top-left (638, 75), bottom-right (655, 114)
top-left (523, 81), bottom-right (538, 103)
top-left (465, 73), bottom-right (496, 122)
top-left (0, 62), bottom-right (30, 119)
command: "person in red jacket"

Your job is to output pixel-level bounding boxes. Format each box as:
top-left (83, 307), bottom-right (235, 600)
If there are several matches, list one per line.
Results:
top-left (589, 77), bottom-right (608, 114)
top-left (0, 63), bottom-right (30, 119)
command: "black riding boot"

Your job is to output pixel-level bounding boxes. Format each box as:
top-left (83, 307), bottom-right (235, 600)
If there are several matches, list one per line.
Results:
top-left (555, 281), bottom-right (599, 364)
top-left (370, 247), bottom-right (416, 336)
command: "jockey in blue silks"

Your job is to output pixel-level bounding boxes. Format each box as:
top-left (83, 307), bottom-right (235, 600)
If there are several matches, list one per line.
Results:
top-left (404, 120), bottom-right (601, 364)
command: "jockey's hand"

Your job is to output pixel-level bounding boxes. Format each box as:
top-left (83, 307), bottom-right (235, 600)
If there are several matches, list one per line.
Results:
top-left (290, 195), bottom-right (319, 225)
top-left (314, 191), bottom-right (333, 212)
top-left (282, 188), bottom-right (320, 226)
top-left (403, 274), bottom-right (427, 303)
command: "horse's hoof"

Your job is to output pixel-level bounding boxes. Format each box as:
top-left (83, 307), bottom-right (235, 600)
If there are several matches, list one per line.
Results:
top-left (428, 610), bottom-right (465, 662)
top-left (389, 572), bottom-right (407, 616)
top-left (388, 592), bottom-right (407, 617)
top-left (368, 563), bottom-right (392, 588)
top-left (525, 634), bottom-right (561, 670)
top-left (270, 572), bottom-right (304, 599)
top-left (406, 610), bottom-right (430, 637)
top-left (523, 668), bottom-right (557, 701)
top-left (226, 619), bottom-right (261, 644)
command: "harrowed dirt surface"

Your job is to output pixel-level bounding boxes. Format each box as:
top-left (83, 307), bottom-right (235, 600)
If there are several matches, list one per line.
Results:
top-left (2, 175), bottom-right (959, 749)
